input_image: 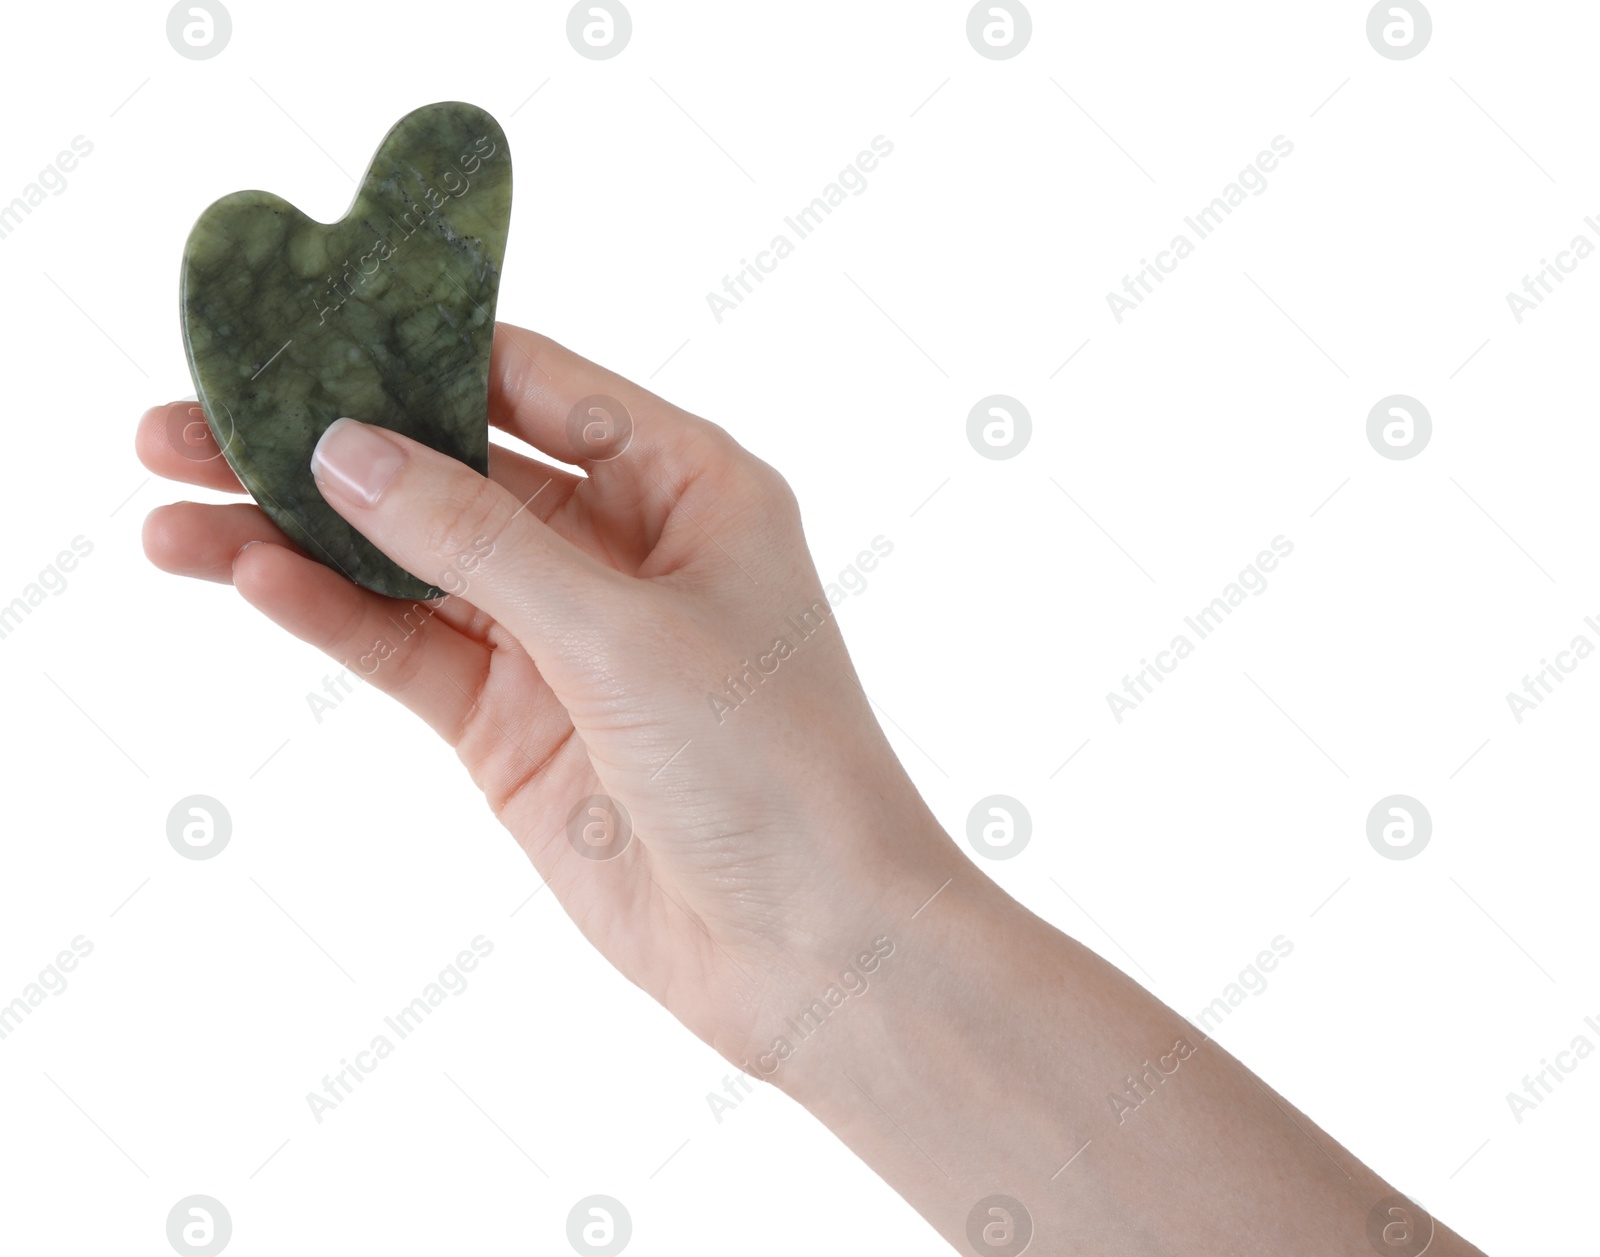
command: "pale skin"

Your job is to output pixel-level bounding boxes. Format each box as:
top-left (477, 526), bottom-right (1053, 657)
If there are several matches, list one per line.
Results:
top-left (137, 322), bottom-right (1486, 1255)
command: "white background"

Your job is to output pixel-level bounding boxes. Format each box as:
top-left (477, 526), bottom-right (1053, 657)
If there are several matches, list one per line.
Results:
top-left (0, 1), bottom-right (1594, 1252)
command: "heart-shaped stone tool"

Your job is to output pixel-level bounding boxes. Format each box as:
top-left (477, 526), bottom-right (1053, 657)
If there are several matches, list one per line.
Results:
top-left (179, 100), bottom-right (512, 600)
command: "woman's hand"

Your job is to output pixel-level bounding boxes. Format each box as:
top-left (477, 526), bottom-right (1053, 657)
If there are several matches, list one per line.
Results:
top-left (138, 321), bottom-right (970, 1076)
top-left (139, 322), bottom-right (1487, 1255)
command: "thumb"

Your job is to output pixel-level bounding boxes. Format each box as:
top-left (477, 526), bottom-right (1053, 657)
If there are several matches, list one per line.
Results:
top-left (310, 417), bottom-right (621, 659)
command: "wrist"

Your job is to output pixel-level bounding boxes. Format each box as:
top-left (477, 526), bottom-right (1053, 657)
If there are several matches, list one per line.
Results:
top-left (747, 834), bottom-right (1032, 1109)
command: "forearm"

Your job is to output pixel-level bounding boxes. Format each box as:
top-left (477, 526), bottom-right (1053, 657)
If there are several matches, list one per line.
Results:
top-left (770, 846), bottom-right (1485, 1256)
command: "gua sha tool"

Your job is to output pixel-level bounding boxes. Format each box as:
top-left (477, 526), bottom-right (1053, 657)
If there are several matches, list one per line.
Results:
top-left (179, 101), bottom-right (512, 600)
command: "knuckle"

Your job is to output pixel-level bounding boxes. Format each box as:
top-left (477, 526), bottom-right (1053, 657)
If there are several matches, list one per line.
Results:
top-left (681, 416), bottom-right (743, 466)
top-left (744, 456), bottom-right (802, 523)
top-left (688, 430), bottom-right (803, 533)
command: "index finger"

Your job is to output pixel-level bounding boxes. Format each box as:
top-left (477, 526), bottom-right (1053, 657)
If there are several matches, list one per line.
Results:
top-left (490, 323), bottom-right (735, 474)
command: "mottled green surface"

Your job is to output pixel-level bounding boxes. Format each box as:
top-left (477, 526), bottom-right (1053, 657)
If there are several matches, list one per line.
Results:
top-left (180, 101), bottom-right (512, 599)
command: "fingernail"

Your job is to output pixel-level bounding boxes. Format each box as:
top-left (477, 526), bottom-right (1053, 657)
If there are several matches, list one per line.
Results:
top-left (311, 418), bottom-right (405, 506)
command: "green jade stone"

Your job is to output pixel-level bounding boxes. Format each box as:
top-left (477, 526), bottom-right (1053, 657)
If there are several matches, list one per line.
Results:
top-left (179, 101), bottom-right (513, 599)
